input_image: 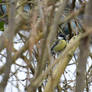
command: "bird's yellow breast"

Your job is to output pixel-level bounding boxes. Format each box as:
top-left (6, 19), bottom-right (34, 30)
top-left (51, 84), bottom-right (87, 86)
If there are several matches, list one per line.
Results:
top-left (53, 40), bottom-right (67, 52)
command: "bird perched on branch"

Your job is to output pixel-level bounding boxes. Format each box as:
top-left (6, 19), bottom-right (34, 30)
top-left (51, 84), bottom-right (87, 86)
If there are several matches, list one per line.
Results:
top-left (51, 34), bottom-right (67, 55)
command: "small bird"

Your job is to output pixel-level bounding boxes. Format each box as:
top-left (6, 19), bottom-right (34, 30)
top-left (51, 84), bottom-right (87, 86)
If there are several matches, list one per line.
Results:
top-left (53, 40), bottom-right (67, 52)
top-left (51, 34), bottom-right (67, 55)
